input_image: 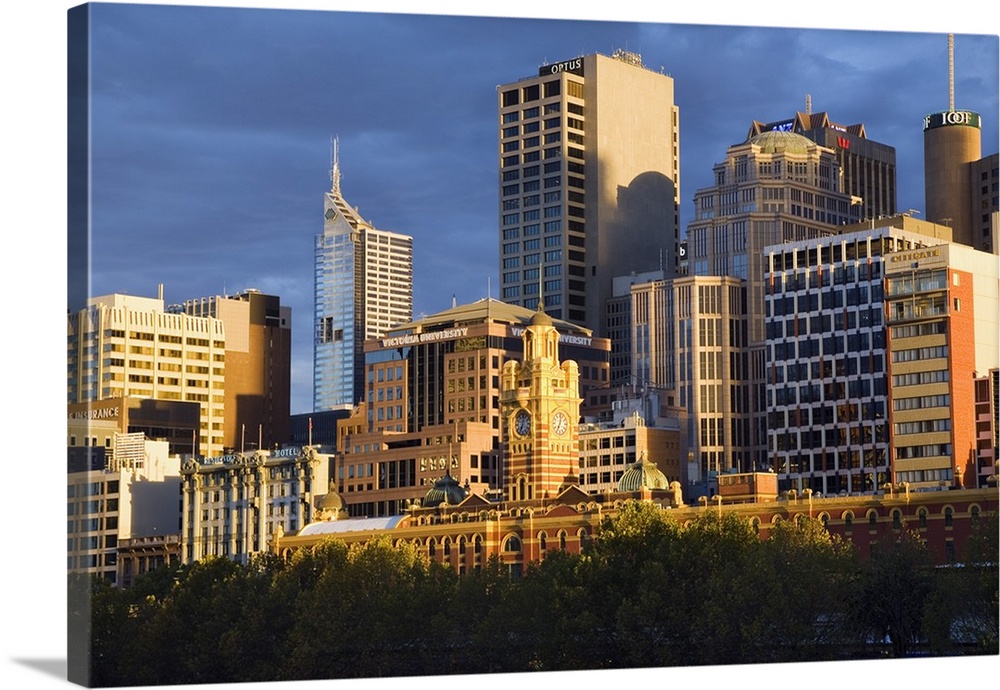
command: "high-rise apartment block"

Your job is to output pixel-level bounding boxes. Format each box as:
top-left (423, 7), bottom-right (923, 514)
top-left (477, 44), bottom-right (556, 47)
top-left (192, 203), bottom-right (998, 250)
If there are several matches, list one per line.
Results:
top-left (184, 289), bottom-right (292, 452)
top-left (497, 50), bottom-right (679, 334)
top-left (884, 241), bottom-right (999, 489)
top-left (67, 292), bottom-right (228, 457)
top-left (748, 109), bottom-right (897, 221)
top-left (314, 147), bottom-right (413, 411)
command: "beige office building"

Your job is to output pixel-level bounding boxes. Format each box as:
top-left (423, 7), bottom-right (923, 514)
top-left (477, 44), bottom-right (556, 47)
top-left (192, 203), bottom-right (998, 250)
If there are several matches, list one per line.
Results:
top-left (631, 275), bottom-right (752, 486)
top-left (498, 50), bottom-right (679, 334)
top-left (68, 292), bottom-right (227, 456)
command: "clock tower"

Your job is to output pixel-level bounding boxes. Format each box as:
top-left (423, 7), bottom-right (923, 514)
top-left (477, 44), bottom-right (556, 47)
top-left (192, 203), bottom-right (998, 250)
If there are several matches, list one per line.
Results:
top-left (500, 306), bottom-right (582, 502)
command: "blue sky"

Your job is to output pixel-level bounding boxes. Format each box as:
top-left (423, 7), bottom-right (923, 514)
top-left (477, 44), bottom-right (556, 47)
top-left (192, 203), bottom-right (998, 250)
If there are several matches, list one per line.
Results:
top-left (76, 2), bottom-right (999, 416)
top-left (3, 2), bottom-right (999, 687)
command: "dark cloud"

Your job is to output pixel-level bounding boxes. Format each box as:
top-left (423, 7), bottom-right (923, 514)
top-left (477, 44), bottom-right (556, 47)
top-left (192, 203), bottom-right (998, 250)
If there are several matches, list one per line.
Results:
top-left (80, 4), bottom-right (999, 414)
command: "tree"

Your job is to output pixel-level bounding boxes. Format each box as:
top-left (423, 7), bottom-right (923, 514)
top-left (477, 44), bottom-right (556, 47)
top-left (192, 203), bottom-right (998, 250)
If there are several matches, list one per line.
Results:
top-left (845, 528), bottom-right (933, 657)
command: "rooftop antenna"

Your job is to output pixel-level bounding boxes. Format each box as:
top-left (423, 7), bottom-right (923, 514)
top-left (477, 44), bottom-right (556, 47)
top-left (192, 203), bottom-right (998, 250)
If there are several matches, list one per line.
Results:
top-left (948, 34), bottom-right (955, 110)
top-left (805, 93), bottom-right (812, 115)
top-left (330, 135), bottom-right (341, 195)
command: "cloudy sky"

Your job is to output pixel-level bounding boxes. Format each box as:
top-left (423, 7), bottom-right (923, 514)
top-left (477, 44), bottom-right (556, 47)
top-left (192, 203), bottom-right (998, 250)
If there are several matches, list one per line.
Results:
top-left (72, 2), bottom-right (999, 416)
top-left (3, 1), bottom-right (998, 687)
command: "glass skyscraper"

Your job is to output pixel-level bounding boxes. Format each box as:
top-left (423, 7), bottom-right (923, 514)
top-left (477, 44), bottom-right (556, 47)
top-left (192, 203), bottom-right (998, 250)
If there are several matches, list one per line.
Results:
top-left (313, 148), bottom-right (413, 412)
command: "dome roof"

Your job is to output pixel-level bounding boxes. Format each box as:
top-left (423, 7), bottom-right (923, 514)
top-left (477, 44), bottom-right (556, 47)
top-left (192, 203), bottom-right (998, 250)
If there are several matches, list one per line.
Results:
top-left (318, 490), bottom-right (345, 511)
top-left (529, 307), bottom-right (553, 327)
top-left (423, 473), bottom-right (468, 508)
top-left (747, 129), bottom-right (814, 154)
top-left (616, 454), bottom-right (669, 492)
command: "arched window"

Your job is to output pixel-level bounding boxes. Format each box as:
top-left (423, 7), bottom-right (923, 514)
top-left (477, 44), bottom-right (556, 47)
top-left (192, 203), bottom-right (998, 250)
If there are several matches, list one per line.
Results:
top-left (443, 537), bottom-right (451, 556)
top-left (918, 508), bottom-right (927, 529)
top-left (538, 532), bottom-right (547, 551)
top-left (891, 510), bottom-right (902, 531)
top-left (428, 539), bottom-right (437, 557)
top-left (971, 505), bottom-right (980, 522)
top-left (819, 513), bottom-right (830, 530)
top-left (868, 510), bottom-right (878, 530)
top-left (750, 517), bottom-right (761, 535)
top-left (843, 512), bottom-right (854, 533)
top-left (559, 531), bottom-right (567, 550)
top-left (503, 535), bottom-right (522, 552)
top-left (944, 506), bottom-right (953, 528)
top-left (474, 535), bottom-right (483, 555)
top-left (458, 536), bottom-right (467, 555)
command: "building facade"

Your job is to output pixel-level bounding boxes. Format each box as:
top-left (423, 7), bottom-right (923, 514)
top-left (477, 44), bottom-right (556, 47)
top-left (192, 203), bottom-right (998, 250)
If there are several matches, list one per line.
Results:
top-left (67, 436), bottom-right (182, 586)
top-left (631, 274), bottom-right (753, 485)
top-left (497, 50), bottom-right (679, 334)
top-left (179, 446), bottom-right (331, 565)
top-left (884, 241), bottom-right (999, 489)
top-left (67, 292), bottom-right (228, 456)
top-left (184, 289), bottom-right (292, 453)
top-left (763, 223), bottom-right (949, 495)
top-left (314, 146), bottom-right (413, 411)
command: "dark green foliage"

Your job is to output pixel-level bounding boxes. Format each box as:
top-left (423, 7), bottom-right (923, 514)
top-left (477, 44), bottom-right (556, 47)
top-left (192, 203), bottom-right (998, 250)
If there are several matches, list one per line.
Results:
top-left (81, 508), bottom-right (996, 685)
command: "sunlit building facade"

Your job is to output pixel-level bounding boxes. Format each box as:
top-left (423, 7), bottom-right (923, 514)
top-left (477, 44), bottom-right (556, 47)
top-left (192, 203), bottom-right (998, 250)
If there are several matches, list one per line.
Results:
top-left (67, 292), bottom-right (228, 456)
top-left (497, 50), bottom-right (680, 334)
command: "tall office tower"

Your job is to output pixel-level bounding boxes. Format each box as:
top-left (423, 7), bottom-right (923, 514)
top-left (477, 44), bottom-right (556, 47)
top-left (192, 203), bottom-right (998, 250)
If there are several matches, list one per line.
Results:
top-left (923, 35), bottom-right (985, 248)
top-left (748, 107), bottom-right (897, 221)
top-left (314, 144), bottom-right (413, 412)
top-left (885, 242), bottom-right (998, 490)
top-left (631, 275), bottom-right (751, 486)
top-left (687, 129), bottom-right (859, 468)
top-left (497, 50), bottom-right (680, 335)
top-left (763, 222), bottom-right (949, 496)
top-left (67, 291), bottom-right (228, 457)
top-left (183, 289), bottom-right (291, 453)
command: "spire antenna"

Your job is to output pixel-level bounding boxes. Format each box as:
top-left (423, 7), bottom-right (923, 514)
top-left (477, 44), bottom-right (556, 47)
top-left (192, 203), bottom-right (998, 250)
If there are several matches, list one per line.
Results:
top-left (948, 34), bottom-right (955, 111)
top-left (330, 135), bottom-right (341, 195)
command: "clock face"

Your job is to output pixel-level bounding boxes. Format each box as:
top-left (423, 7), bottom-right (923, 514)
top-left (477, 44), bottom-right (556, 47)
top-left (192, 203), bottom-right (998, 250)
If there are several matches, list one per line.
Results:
top-left (552, 411), bottom-right (569, 436)
top-left (514, 410), bottom-right (531, 437)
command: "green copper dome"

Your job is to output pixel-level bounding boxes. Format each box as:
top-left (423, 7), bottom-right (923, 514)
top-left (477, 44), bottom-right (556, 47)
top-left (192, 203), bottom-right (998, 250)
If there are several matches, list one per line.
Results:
top-left (616, 453), bottom-right (669, 492)
top-left (423, 473), bottom-right (468, 508)
top-left (747, 129), bottom-right (814, 154)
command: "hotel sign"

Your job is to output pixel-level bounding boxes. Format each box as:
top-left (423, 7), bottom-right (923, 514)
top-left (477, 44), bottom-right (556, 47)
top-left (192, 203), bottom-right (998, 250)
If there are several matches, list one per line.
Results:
top-left (540, 57), bottom-right (583, 76)
top-left (923, 110), bottom-right (981, 131)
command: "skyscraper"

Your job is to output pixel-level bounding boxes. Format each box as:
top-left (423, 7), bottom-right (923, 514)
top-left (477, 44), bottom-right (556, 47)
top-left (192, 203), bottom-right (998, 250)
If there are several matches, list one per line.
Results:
top-left (314, 143), bottom-right (413, 412)
top-left (497, 50), bottom-right (680, 335)
top-left (685, 129), bottom-right (860, 468)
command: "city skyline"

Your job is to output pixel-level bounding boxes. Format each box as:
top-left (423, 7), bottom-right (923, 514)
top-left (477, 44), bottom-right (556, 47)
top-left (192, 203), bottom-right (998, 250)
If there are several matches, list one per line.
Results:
top-left (4, 2), bottom-right (998, 688)
top-left (73, 2), bottom-right (998, 415)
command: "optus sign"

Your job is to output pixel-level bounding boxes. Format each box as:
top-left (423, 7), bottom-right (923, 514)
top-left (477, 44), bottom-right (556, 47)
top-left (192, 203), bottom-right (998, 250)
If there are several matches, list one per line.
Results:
top-left (923, 110), bottom-right (981, 131)
top-left (539, 57), bottom-right (583, 76)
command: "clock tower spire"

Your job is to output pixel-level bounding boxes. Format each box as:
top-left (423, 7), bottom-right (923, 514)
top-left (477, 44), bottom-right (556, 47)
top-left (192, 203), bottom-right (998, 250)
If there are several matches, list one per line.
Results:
top-left (500, 309), bottom-right (582, 502)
